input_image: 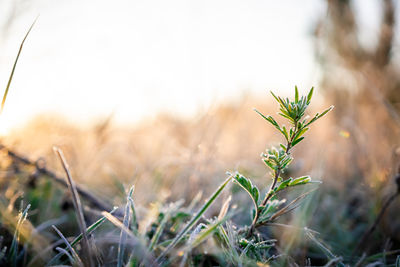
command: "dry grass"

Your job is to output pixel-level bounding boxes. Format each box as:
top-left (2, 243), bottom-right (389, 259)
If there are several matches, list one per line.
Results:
top-left (1, 92), bottom-right (399, 265)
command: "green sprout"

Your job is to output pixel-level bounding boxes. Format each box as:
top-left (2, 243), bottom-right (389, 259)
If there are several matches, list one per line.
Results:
top-left (233, 86), bottom-right (333, 238)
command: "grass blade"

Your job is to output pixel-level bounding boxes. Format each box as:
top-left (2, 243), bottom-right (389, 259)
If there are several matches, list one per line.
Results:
top-left (101, 211), bottom-right (158, 266)
top-left (54, 247), bottom-right (75, 265)
top-left (217, 222), bottom-right (242, 267)
top-left (1, 18), bottom-right (37, 115)
top-left (179, 223), bottom-right (206, 267)
top-left (118, 186), bottom-right (134, 267)
top-left (189, 216), bottom-right (230, 249)
top-left (102, 211), bottom-right (136, 239)
top-left (53, 147), bottom-right (93, 267)
top-left (156, 175), bottom-right (232, 263)
top-left (128, 193), bottom-right (138, 233)
top-left (52, 225), bottom-right (83, 267)
top-left (47, 208), bottom-right (117, 266)
top-left (71, 207), bottom-right (118, 247)
top-left (149, 210), bottom-right (170, 252)
top-left (9, 204), bottom-right (30, 267)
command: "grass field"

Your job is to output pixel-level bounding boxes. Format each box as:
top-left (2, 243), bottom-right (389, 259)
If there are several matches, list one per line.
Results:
top-left (1, 85), bottom-right (399, 266)
top-left (1, 7), bottom-right (400, 266)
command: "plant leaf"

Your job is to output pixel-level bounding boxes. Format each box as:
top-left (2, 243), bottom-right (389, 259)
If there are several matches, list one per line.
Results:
top-left (291, 136), bottom-right (305, 147)
top-left (307, 87), bottom-right (314, 104)
top-left (289, 176), bottom-right (311, 186)
top-left (233, 173), bottom-right (260, 212)
top-left (156, 175), bottom-right (232, 263)
top-left (275, 178), bottom-right (293, 193)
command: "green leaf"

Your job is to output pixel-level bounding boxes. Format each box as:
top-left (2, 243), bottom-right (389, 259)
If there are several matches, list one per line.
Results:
top-left (297, 121), bottom-right (303, 129)
top-left (305, 106), bottom-right (333, 127)
top-left (293, 127), bottom-right (309, 142)
top-left (266, 116), bottom-right (281, 129)
top-left (239, 238), bottom-right (276, 251)
top-left (307, 87), bottom-right (314, 104)
top-left (279, 143), bottom-right (287, 151)
top-left (282, 126), bottom-right (289, 141)
top-left (263, 158), bottom-right (277, 171)
top-left (149, 210), bottom-right (170, 251)
top-left (291, 136), bottom-right (304, 147)
top-left (258, 199), bottom-right (286, 222)
top-left (252, 187), bottom-right (260, 204)
top-left (305, 114), bottom-right (318, 126)
top-left (71, 207), bottom-right (118, 247)
top-left (295, 86), bottom-right (299, 103)
top-left (318, 105), bottom-right (334, 119)
top-left (255, 110), bottom-right (292, 140)
top-left (280, 155), bottom-right (293, 169)
top-left (278, 112), bottom-right (293, 122)
top-left (254, 110), bottom-right (282, 131)
top-left (233, 173), bottom-right (260, 211)
top-left (189, 214), bottom-right (231, 249)
top-left (270, 91), bottom-right (280, 104)
top-left (254, 108), bottom-right (268, 121)
top-left (289, 176), bottom-right (311, 186)
top-left (275, 178), bottom-right (293, 193)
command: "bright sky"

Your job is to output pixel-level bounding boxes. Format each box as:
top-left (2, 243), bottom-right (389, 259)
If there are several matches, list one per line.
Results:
top-left (0, 0), bottom-right (384, 133)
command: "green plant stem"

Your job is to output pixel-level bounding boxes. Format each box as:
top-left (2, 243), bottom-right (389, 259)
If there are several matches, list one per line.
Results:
top-left (246, 168), bottom-right (280, 238)
top-left (246, 122), bottom-right (298, 238)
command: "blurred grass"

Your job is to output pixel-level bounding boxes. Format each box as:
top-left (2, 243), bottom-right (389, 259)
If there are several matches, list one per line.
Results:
top-left (0, 92), bottom-right (399, 265)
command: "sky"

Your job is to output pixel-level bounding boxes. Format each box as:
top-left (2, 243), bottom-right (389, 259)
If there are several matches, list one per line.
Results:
top-left (0, 0), bottom-right (386, 134)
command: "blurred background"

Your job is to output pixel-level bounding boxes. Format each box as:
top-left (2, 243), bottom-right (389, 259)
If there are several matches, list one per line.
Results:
top-left (0, 0), bottom-right (329, 132)
top-left (0, 0), bottom-right (400, 264)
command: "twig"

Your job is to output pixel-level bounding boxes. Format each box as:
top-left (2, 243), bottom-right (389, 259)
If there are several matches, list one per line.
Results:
top-left (0, 144), bottom-right (122, 216)
top-left (257, 188), bottom-right (318, 226)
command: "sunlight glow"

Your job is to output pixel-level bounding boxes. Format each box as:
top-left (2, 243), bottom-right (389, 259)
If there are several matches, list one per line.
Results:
top-left (1, 0), bottom-right (325, 132)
